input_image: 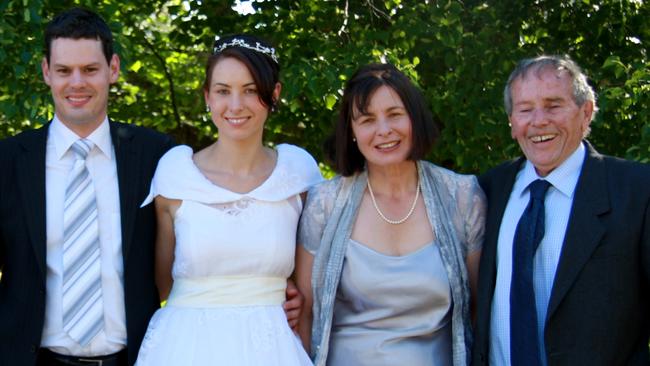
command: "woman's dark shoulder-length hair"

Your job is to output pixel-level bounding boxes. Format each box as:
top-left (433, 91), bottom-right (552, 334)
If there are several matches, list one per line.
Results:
top-left (325, 63), bottom-right (439, 176)
top-left (203, 34), bottom-right (280, 111)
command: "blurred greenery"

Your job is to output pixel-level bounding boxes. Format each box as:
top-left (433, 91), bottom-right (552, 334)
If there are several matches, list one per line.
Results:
top-left (1, 0), bottom-right (648, 173)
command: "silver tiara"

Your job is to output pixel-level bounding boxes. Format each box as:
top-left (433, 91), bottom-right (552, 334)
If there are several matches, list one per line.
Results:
top-left (213, 37), bottom-right (278, 63)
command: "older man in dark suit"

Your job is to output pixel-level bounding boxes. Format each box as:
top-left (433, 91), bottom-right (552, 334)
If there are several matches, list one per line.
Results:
top-left (472, 55), bottom-right (649, 366)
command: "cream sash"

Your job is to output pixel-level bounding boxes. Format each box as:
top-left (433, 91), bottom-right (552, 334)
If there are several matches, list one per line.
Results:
top-left (166, 276), bottom-right (286, 307)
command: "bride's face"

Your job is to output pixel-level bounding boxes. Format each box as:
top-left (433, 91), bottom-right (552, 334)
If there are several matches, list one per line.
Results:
top-left (204, 57), bottom-right (279, 144)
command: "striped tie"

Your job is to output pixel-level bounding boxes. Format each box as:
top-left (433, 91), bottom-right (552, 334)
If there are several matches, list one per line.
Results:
top-left (62, 139), bottom-right (103, 346)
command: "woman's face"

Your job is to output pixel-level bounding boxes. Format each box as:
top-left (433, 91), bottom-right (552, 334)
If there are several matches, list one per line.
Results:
top-left (204, 57), bottom-right (279, 143)
top-left (350, 85), bottom-right (413, 168)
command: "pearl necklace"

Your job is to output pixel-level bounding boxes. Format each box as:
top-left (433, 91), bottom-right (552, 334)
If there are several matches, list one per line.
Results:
top-left (366, 175), bottom-right (420, 225)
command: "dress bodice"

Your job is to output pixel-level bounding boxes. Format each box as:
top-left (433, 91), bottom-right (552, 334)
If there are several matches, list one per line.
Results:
top-left (143, 143), bottom-right (323, 280)
top-left (172, 198), bottom-right (300, 278)
top-left (326, 239), bottom-right (452, 365)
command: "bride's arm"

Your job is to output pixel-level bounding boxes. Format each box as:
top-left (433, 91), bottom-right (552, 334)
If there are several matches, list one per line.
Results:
top-left (154, 196), bottom-right (178, 302)
top-left (295, 245), bottom-right (315, 352)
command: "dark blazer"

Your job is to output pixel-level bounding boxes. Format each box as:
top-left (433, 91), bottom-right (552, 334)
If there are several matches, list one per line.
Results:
top-left (472, 142), bottom-right (650, 366)
top-left (0, 121), bottom-right (173, 366)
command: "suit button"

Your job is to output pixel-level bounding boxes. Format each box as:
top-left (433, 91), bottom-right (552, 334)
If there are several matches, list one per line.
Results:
top-left (30, 345), bottom-right (37, 353)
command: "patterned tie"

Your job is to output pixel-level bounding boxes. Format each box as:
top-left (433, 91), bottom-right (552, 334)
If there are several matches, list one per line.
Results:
top-left (510, 179), bottom-right (551, 366)
top-left (62, 139), bottom-right (103, 346)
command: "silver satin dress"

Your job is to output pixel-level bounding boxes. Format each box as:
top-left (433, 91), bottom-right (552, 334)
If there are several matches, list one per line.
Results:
top-left (325, 239), bottom-right (453, 366)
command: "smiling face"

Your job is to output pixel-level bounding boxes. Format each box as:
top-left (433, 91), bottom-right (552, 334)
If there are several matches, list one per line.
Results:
top-left (509, 67), bottom-right (593, 176)
top-left (42, 37), bottom-right (119, 136)
top-left (351, 85), bottom-right (413, 169)
top-left (204, 57), bottom-right (280, 144)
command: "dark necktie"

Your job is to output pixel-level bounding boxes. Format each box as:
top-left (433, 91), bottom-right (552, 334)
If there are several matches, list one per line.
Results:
top-left (510, 179), bottom-right (551, 366)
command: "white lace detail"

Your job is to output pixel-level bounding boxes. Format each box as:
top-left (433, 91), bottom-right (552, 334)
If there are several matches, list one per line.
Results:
top-left (207, 197), bottom-right (256, 216)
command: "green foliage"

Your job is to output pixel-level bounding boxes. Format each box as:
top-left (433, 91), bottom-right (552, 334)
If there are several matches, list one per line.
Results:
top-left (1, 0), bottom-right (648, 172)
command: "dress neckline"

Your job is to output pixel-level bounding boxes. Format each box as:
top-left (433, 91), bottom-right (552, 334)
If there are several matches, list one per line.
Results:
top-left (188, 145), bottom-right (282, 196)
top-left (348, 238), bottom-right (436, 259)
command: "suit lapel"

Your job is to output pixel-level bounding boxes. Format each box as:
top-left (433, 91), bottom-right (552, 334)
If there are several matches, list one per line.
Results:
top-left (476, 157), bottom-right (523, 341)
top-left (110, 122), bottom-right (140, 265)
top-left (546, 143), bottom-right (609, 319)
top-left (17, 126), bottom-right (49, 276)
top-left (482, 159), bottom-right (522, 289)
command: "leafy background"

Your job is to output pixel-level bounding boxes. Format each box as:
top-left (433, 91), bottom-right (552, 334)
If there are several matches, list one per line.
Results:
top-left (1, 0), bottom-right (648, 174)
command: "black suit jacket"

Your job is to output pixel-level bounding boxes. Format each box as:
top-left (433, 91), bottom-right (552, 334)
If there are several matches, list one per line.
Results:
top-left (472, 142), bottom-right (650, 366)
top-left (0, 121), bottom-right (173, 366)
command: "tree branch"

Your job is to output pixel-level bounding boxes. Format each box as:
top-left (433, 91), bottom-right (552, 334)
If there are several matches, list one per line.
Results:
top-left (142, 37), bottom-right (181, 128)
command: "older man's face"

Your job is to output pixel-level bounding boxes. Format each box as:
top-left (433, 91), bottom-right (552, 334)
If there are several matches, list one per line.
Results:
top-left (509, 68), bottom-right (593, 176)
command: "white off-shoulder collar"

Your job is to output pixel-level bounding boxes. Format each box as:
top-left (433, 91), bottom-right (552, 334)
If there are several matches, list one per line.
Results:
top-left (141, 143), bottom-right (323, 206)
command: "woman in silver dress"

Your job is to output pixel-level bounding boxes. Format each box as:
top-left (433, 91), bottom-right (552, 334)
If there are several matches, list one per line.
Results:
top-left (296, 63), bottom-right (486, 366)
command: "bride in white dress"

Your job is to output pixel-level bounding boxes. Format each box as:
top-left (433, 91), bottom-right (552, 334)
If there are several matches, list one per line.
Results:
top-left (135, 35), bottom-right (321, 365)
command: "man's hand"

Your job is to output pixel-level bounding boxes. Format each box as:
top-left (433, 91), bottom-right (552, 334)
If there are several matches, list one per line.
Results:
top-left (284, 279), bottom-right (304, 332)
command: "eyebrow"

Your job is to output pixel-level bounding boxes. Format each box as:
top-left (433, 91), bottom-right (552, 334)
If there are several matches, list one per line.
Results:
top-left (514, 96), bottom-right (565, 106)
top-left (212, 81), bottom-right (256, 88)
top-left (514, 100), bottom-right (533, 106)
top-left (362, 105), bottom-right (404, 115)
top-left (52, 62), bottom-right (102, 68)
top-left (543, 97), bottom-right (565, 103)
top-left (354, 105), bottom-right (405, 119)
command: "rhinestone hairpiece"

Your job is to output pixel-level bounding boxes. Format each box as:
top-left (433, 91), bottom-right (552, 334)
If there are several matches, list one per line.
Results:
top-left (213, 38), bottom-right (278, 63)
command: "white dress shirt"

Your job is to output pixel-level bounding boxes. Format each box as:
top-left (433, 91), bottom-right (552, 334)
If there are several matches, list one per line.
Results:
top-left (41, 116), bottom-right (127, 356)
top-left (489, 143), bottom-right (585, 366)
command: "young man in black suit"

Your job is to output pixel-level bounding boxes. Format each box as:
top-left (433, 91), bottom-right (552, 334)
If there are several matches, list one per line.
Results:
top-left (0, 8), bottom-right (173, 366)
top-left (472, 55), bottom-right (649, 365)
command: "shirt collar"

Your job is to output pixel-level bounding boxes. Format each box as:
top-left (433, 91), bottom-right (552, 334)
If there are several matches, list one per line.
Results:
top-left (50, 115), bottom-right (112, 160)
top-left (514, 142), bottom-right (586, 199)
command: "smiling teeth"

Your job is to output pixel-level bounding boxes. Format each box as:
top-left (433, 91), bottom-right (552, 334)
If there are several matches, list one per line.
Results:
top-left (227, 118), bottom-right (247, 125)
top-left (531, 134), bottom-right (554, 142)
top-left (377, 141), bottom-right (399, 149)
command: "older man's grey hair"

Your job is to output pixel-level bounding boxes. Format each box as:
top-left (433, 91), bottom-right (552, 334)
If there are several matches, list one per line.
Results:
top-left (503, 55), bottom-right (598, 122)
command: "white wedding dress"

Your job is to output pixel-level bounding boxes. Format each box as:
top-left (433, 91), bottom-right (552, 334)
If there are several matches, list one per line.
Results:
top-left (135, 144), bottom-right (321, 365)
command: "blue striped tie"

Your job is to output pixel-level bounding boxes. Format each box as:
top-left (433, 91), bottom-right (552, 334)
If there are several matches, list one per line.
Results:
top-left (62, 139), bottom-right (103, 346)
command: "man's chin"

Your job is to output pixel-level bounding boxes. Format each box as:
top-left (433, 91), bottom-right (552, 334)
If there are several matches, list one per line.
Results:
top-left (58, 113), bottom-right (104, 128)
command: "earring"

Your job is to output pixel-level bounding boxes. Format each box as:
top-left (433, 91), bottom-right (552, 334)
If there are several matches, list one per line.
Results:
top-left (352, 137), bottom-right (356, 142)
top-left (206, 106), bottom-right (211, 112)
